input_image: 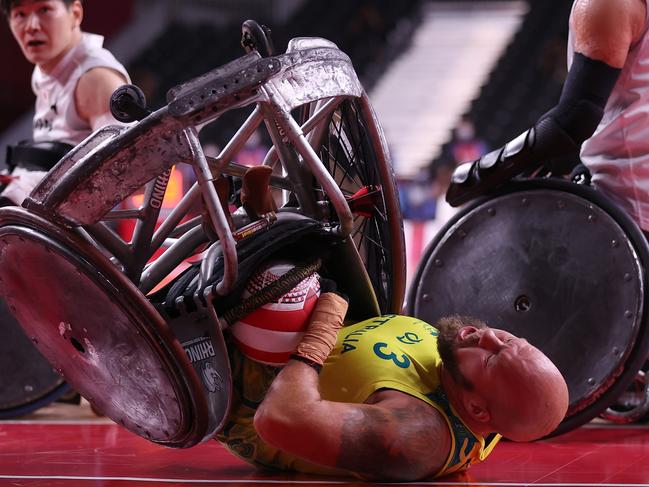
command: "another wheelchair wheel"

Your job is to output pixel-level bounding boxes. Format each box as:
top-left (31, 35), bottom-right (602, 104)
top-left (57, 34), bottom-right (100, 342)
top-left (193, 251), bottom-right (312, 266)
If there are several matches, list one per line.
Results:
top-left (407, 179), bottom-right (649, 437)
top-left (599, 361), bottom-right (649, 424)
top-left (0, 299), bottom-right (69, 419)
top-left (312, 95), bottom-right (406, 314)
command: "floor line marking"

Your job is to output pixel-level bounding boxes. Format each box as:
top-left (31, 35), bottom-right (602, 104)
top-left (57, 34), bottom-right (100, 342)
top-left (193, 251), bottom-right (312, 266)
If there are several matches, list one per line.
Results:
top-left (531, 448), bottom-right (597, 483)
top-left (1, 476), bottom-right (649, 486)
top-left (0, 420), bottom-right (113, 425)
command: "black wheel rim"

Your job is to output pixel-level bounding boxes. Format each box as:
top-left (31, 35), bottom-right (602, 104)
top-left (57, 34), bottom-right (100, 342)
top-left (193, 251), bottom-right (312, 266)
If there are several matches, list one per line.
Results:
top-left (317, 99), bottom-right (397, 313)
top-left (407, 178), bottom-right (649, 437)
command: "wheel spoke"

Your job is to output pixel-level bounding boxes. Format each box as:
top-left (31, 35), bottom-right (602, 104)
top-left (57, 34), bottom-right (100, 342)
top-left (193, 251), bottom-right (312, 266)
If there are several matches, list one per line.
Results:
top-left (295, 99), bottom-right (400, 312)
top-left (321, 145), bottom-right (358, 194)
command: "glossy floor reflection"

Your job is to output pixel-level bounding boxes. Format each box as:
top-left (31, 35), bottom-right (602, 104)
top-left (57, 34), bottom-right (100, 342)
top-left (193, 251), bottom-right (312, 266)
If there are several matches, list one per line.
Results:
top-left (2, 403), bottom-right (649, 486)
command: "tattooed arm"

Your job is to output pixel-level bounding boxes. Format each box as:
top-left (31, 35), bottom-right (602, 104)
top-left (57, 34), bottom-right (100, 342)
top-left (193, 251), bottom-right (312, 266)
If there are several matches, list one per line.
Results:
top-left (253, 360), bottom-right (452, 481)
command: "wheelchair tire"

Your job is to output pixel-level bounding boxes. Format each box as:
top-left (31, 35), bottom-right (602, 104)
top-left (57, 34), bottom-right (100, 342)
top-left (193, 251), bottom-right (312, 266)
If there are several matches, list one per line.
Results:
top-left (0, 297), bottom-right (69, 419)
top-left (309, 95), bottom-right (406, 314)
top-left (407, 178), bottom-right (649, 437)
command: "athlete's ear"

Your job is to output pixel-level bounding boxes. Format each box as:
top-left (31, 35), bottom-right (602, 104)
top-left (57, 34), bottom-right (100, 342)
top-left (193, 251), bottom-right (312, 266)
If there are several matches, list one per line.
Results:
top-left (71, 0), bottom-right (83, 28)
top-left (464, 395), bottom-right (490, 423)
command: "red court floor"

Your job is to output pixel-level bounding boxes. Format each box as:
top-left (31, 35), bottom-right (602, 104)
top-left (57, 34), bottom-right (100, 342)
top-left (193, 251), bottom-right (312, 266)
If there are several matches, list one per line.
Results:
top-left (2, 403), bottom-right (649, 487)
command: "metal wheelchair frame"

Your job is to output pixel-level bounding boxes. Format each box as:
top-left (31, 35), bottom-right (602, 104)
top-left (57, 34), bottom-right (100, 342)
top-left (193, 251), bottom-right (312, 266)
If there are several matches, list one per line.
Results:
top-left (24, 36), bottom-right (406, 318)
top-left (0, 32), bottom-right (406, 442)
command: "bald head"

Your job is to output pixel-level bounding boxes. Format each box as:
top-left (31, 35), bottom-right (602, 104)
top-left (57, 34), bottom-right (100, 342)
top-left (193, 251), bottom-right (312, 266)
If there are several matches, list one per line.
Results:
top-left (489, 344), bottom-right (569, 441)
top-left (437, 317), bottom-right (569, 441)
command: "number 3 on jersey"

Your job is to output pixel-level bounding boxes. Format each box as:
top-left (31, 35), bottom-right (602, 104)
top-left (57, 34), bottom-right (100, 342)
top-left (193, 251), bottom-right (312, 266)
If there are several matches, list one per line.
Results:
top-left (373, 342), bottom-right (411, 369)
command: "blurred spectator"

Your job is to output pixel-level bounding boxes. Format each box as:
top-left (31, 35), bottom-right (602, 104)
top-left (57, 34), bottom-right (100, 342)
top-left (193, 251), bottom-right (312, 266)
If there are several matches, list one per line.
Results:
top-left (399, 169), bottom-right (436, 221)
top-left (446, 115), bottom-right (489, 164)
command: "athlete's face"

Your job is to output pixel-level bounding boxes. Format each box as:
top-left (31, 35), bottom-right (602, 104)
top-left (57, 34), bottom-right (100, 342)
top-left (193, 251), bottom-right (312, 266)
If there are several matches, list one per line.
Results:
top-left (8, 0), bottom-right (82, 73)
top-left (452, 326), bottom-right (537, 395)
top-left (452, 325), bottom-right (568, 440)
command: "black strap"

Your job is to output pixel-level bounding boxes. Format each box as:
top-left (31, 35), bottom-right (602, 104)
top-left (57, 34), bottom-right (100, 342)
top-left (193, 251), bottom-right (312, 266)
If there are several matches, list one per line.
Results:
top-left (5, 141), bottom-right (73, 172)
top-left (289, 354), bottom-right (323, 373)
top-left (542, 52), bottom-right (621, 146)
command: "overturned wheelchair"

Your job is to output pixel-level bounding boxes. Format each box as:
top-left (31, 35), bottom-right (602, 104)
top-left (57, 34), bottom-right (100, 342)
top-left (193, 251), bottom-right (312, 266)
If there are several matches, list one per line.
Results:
top-left (0, 26), bottom-right (406, 446)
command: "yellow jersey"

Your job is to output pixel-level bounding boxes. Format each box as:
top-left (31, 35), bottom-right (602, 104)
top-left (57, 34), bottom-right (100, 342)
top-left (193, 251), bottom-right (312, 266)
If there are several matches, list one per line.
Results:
top-left (319, 314), bottom-right (500, 477)
top-left (218, 314), bottom-right (500, 477)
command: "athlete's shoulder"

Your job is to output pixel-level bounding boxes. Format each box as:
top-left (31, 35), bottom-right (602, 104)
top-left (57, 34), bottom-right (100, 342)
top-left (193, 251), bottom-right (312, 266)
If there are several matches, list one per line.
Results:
top-left (74, 33), bottom-right (128, 76)
top-left (570, 0), bottom-right (647, 67)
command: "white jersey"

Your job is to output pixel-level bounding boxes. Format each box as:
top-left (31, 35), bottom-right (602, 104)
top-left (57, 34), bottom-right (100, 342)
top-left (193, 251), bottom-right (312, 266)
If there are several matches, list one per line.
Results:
top-left (568, 1), bottom-right (649, 231)
top-left (31, 32), bottom-right (130, 145)
top-left (1, 33), bottom-right (129, 205)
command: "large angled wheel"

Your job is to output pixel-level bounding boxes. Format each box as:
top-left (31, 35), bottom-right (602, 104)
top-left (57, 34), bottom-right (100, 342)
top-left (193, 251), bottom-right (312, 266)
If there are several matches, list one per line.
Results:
top-left (311, 95), bottom-right (406, 314)
top-left (407, 179), bottom-right (649, 437)
top-left (0, 207), bottom-right (230, 447)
